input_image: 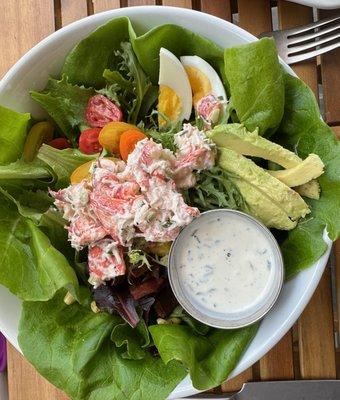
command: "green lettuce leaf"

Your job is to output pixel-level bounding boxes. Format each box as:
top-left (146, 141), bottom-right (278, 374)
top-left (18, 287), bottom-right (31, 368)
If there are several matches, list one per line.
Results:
top-left (30, 75), bottom-right (94, 142)
top-left (0, 104), bottom-right (30, 164)
top-left (62, 17), bottom-right (136, 88)
top-left (103, 41), bottom-right (152, 124)
top-left (19, 291), bottom-right (187, 400)
top-left (0, 187), bottom-right (52, 223)
top-left (0, 158), bottom-right (53, 187)
top-left (224, 38), bottom-right (284, 136)
top-left (37, 144), bottom-right (96, 188)
top-left (132, 24), bottom-right (225, 84)
top-left (274, 74), bottom-right (340, 278)
top-left (0, 193), bottom-right (78, 301)
top-left (150, 323), bottom-right (257, 390)
top-left (111, 319), bottom-right (150, 360)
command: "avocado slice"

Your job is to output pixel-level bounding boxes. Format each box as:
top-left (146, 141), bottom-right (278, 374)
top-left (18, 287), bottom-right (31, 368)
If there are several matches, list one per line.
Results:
top-left (218, 147), bottom-right (310, 221)
top-left (210, 123), bottom-right (302, 168)
top-left (295, 180), bottom-right (321, 200)
top-left (268, 154), bottom-right (324, 187)
top-left (229, 177), bottom-right (297, 230)
top-left (209, 123), bottom-right (322, 198)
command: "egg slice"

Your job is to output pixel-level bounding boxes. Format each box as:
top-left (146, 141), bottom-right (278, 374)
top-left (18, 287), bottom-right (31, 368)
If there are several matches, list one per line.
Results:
top-left (158, 48), bottom-right (192, 126)
top-left (180, 55), bottom-right (227, 107)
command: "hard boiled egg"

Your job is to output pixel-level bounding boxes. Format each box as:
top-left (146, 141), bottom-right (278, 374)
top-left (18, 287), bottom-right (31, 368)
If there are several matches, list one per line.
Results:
top-left (158, 48), bottom-right (192, 126)
top-left (180, 55), bottom-right (227, 107)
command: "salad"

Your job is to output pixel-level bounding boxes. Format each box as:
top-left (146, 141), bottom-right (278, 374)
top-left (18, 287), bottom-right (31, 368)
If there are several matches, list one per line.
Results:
top-left (0, 16), bottom-right (339, 400)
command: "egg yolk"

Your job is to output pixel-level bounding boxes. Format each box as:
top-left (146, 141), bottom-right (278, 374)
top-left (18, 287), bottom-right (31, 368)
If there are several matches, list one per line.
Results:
top-left (184, 66), bottom-right (212, 107)
top-left (158, 85), bottom-right (182, 126)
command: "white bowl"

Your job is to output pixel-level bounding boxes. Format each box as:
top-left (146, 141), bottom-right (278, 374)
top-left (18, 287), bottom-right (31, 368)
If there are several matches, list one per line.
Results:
top-left (0, 6), bottom-right (332, 399)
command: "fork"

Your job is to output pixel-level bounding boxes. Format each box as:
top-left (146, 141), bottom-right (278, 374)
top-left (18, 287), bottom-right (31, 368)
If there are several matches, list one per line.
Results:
top-left (260, 14), bottom-right (340, 64)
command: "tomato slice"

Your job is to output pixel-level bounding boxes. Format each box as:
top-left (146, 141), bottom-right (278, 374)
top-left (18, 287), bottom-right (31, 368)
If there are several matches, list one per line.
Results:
top-left (48, 137), bottom-right (72, 150)
top-left (79, 128), bottom-right (102, 154)
top-left (85, 94), bottom-right (123, 128)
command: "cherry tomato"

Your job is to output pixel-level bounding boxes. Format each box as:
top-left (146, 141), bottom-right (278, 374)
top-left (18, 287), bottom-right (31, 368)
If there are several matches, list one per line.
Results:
top-left (79, 128), bottom-right (102, 154)
top-left (48, 137), bottom-right (72, 150)
top-left (85, 94), bottom-right (123, 128)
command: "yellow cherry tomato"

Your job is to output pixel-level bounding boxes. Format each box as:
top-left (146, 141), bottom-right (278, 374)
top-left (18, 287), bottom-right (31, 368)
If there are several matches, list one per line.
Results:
top-left (98, 121), bottom-right (140, 154)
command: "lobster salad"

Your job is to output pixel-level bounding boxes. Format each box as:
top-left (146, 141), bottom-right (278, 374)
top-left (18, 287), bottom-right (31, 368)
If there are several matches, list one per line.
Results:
top-left (0, 16), bottom-right (338, 400)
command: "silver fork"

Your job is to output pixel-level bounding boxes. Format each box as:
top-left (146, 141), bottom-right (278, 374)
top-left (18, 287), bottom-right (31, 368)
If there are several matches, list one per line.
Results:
top-left (260, 14), bottom-right (340, 64)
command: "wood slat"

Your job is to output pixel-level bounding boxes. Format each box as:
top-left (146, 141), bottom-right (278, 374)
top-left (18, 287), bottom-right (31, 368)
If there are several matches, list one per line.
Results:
top-left (221, 367), bottom-right (252, 393)
top-left (7, 343), bottom-right (68, 400)
top-left (298, 269), bottom-right (336, 378)
top-left (278, 0), bottom-right (336, 381)
top-left (199, 0), bottom-right (232, 21)
top-left (127, 0), bottom-right (156, 5)
top-left (332, 126), bottom-right (340, 140)
top-left (92, 0), bottom-right (120, 12)
top-left (60, 0), bottom-right (88, 25)
top-left (277, 1), bottom-right (318, 95)
top-left (259, 332), bottom-right (294, 380)
top-left (0, 0), bottom-right (55, 78)
top-left (0, 2), bottom-right (67, 398)
top-left (319, 9), bottom-right (340, 125)
top-left (237, 0), bottom-right (272, 36)
top-left (162, 0), bottom-right (192, 8)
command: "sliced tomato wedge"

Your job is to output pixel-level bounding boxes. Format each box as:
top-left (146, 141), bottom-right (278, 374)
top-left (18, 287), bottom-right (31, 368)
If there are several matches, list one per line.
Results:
top-left (48, 137), bottom-right (72, 150)
top-left (79, 128), bottom-right (102, 154)
top-left (85, 94), bottom-right (123, 128)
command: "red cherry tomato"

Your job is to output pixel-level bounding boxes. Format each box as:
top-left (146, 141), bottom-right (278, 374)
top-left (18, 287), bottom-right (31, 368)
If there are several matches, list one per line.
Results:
top-left (48, 137), bottom-right (72, 150)
top-left (85, 94), bottom-right (123, 128)
top-left (79, 128), bottom-right (102, 154)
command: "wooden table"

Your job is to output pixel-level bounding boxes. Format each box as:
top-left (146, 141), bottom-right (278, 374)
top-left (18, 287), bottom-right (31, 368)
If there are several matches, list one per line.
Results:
top-left (1, 0), bottom-right (339, 398)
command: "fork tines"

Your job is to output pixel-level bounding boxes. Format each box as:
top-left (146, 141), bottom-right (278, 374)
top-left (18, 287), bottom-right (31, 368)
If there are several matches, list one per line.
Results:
top-left (262, 15), bottom-right (340, 64)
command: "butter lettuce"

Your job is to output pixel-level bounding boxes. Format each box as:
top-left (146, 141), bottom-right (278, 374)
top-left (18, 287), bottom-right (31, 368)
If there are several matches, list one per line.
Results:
top-left (150, 323), bottom-right (257, 390)
top-left (0, 158), bottom-right (53, 187)
top-left (0, 192), bottom-right (78, 301)
top-left (224, 38), bottom-right (285, 136)
top-left (19, 291), bottom-right (187, 400)
top-left (62, 17), bottom-right (136, 88)
top-left (132, 24), bottom-right (225, 85)
top-left (275, 74), bottom-right (340, 278)
top-left (0, 104), bottom-right (30, 164)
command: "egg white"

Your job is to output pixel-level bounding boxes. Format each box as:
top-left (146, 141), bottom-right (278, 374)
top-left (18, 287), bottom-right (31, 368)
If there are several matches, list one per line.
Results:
top-left (158, 48), bottom-right (192, 121)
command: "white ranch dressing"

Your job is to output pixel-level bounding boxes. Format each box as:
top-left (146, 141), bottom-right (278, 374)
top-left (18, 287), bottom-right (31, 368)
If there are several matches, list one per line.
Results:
top-left (174, 211), bottom-right (277, 320)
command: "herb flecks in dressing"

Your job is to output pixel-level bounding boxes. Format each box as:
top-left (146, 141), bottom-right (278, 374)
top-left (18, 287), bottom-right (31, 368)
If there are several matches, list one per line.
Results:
top-left (177, 213), bottom-right (275, 316)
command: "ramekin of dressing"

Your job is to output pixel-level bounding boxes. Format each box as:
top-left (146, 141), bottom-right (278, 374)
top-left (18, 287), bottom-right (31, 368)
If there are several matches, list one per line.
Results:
top-left (168, 209), bottom-right (284, 329)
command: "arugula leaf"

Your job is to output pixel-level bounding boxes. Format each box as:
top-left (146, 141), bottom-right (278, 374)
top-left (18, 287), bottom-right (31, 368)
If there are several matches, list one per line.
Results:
top-left (0, 193), bottom-right (78, 301)
top-left (150, 323), bottom-right (257, 390)
top-left (103, 42), bottom-right (152, 124)
top-left (275, 74), bottom-right (340, 278)
top-left (0, 104), bottom-right (30, 164)
top-left (62, 17), bottom-right (135, 88)
top-left (132, 24), bottom-right (225, 85)
top-left (111, 319), bottom-right (150, 360)
top-left (19, 290), bottom-right (187, 400)
top-left (224, 38), bottom-right (285, 136)
top-left (30, 75), bottom-right (94, 142)
top-left (0, 158), bottom-right (53, 188)
top-left (37, 144), bottom-right (95, 188)
top-left (184, 166), bottom-right (246, 212)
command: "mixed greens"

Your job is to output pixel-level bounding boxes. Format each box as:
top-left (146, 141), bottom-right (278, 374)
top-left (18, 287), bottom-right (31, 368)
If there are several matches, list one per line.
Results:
top-left (0, 16), bottom-right (339, 400)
